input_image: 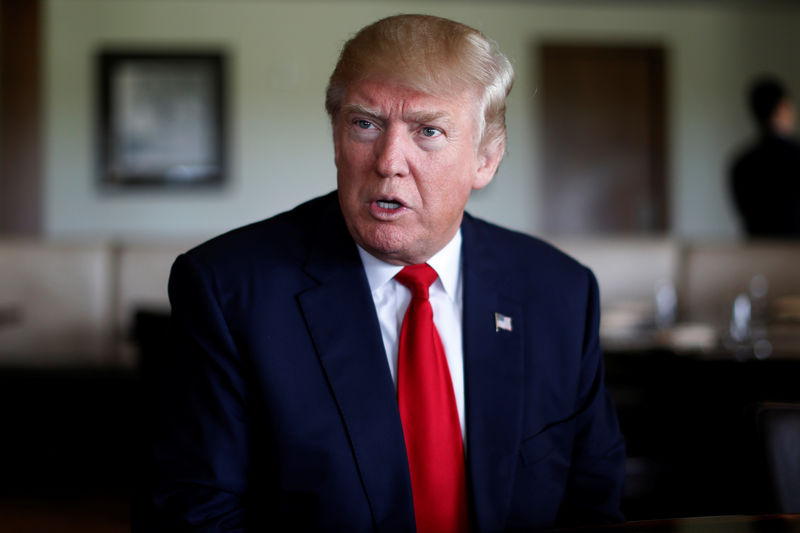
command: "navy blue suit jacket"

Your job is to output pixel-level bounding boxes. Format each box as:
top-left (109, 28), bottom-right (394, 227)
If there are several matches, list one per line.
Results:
top-left (143, 192), bottom-right (625, 532)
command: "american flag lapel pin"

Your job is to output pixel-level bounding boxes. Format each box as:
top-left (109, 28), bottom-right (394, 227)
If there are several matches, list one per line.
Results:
top-left (495, 312), bottom-right (512, 332)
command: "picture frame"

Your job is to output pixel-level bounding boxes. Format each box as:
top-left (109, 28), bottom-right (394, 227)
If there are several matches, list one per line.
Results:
top-left (97, 50), bottom-right (227, 188)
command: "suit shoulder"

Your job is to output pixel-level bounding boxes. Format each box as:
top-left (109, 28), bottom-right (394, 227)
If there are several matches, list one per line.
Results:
top-left (464, 214), bottom-right (592, 283)
top-left (182, 192), bottom-right (338, 268)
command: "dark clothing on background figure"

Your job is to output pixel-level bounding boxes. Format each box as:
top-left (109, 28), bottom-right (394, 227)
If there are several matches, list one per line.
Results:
top-left (731, 134), bottom-right (800, 237)
top-left (139, 191), bottom-right (626, 532)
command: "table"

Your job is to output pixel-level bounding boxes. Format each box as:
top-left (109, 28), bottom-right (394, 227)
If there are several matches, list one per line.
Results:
top-left (563, 514), bottom-right (800, 532)
top-left (604, 349), bottom-right (800, 519)
top-left (0, 495), bottom-right (129, 532)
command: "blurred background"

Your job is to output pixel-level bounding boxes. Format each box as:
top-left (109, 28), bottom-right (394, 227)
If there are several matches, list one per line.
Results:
top-left (2, 0), bottom-right (800, 530)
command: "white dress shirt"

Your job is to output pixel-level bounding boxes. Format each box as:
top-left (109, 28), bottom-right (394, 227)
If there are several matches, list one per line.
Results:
top-left (357, 231), bottom-right (466, 442)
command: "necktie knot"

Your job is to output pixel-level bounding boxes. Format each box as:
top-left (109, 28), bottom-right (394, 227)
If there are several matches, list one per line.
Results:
top-left (395, 264), bottom-right (438, 300)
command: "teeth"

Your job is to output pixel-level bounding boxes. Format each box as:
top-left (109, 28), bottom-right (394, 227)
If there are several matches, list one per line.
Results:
top-left (377, 200), bottom-right (401, 209)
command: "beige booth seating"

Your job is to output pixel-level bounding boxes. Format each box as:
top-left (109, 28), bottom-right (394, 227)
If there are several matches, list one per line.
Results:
top-left (549, 237), bottom-right (682, 340)
top-left (681, 241), bottom-right (800, 324)
top-left (3, 235), bottom-right (799, 366)
top-left (550, 236), bottom-right (681, 306)
top-left (115, 242), bottom-right (196, 363)
top-left (0, 241), bottom-right (115, 365)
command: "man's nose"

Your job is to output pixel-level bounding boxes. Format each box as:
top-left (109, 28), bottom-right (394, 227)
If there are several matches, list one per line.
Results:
top-left (374, 127), bottom-right (410, 178)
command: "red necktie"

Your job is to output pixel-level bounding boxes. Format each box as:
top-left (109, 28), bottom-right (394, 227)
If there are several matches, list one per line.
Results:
top-left (395, 264), bottom-right (468, 533)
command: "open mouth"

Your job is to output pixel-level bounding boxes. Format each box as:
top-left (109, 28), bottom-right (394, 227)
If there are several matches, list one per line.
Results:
top-left (376, 199), bottom-right (403, 210)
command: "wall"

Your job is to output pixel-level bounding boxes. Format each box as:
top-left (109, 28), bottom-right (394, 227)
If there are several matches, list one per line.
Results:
top-left (43, 0), bottom-right (800, 241)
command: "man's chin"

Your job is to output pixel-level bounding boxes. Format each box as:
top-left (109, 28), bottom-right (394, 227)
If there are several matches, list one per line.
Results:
top-left (361, 243), bottom-right (417, 266)
top-left (354, 230), bottom-right (424, 266)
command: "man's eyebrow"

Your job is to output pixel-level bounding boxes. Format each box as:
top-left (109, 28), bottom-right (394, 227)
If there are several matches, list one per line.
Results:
top-left (341, 104), bottom-right (453, 126)
top-left (341, 103), bottom-right (383, 120)
top-left (406, 111), bottom-right (451, 125)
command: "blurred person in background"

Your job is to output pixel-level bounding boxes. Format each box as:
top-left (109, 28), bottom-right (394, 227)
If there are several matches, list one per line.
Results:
top-left (731, 76), bottom-right (800, 237)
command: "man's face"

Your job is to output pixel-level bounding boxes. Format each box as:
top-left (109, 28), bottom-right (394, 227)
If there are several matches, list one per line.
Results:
top-left (773, 97), bottom-right (796, 136)
top-left (334, 79), bottom-right (502, 266)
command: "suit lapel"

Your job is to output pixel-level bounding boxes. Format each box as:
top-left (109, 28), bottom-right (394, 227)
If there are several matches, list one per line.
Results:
top-left (297, 201), bottom-right (415, 533)
top-left (461, 216), bottom-right (525, 533)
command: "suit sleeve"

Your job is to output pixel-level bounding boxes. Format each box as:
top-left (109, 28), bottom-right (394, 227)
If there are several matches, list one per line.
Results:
top-left (137, 253), bottom-right (252, 532)
top-left (556, 270), bottom-right (626, 527)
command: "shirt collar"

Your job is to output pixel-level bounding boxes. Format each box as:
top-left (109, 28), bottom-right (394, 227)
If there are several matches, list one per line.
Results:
top-left (357, 230), bottom-right (462, 301)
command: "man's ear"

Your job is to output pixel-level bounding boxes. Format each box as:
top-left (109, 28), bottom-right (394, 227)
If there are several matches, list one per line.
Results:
top-left (472, 137), bottom-right (505, 190)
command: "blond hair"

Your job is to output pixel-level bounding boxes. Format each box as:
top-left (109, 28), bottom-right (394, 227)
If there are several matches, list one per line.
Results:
top-left (325, 14), bottom-right (514, 149)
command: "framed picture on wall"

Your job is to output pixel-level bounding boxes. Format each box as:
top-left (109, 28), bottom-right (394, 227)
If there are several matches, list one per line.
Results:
top-left (97, 50), bottom-right (227, 188)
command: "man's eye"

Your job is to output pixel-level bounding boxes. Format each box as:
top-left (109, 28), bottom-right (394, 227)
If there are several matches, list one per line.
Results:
top-left (355, 120), bottom-right (374, 129)
top-left (421, 127), bottom-right (442, 138)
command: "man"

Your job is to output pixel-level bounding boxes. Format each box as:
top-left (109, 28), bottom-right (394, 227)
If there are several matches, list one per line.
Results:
top-left (141, 14), bottom-right (625, 532)
top-left (730, 76), bottom-right (800, 237)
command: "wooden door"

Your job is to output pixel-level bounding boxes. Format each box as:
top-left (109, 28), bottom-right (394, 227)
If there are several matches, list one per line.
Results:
top-left (539, 44), bottom-right (666, 235)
